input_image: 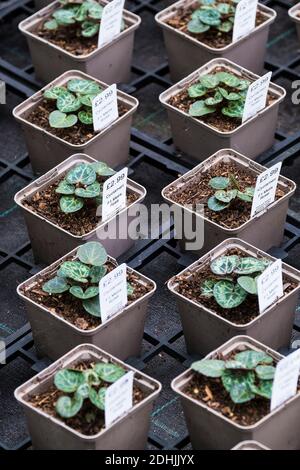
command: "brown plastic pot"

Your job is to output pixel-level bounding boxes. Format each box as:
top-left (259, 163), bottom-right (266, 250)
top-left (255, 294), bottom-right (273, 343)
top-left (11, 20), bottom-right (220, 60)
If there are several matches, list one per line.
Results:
top-left (17, 246), bottom-right (156, 360)
top-left (232, 440), bottom-right (270, 450)
top-left (162, 149), bottom-right (296, 256)
top-left (13, 70), bottom-right (138, 175)
top-left (159, 59), bottom-right (286, 162)
top-left (15, 344), bottom-right (161, 449)
top-left (14, 153), bottom-right (146, 265)
top-left (20, 0), bottom-right (141, 84)
top-left (172, 336), bottom-right (300, 449)
top-left (168, 238), bottom-right (300, 356)
top-left (155, 0), bottom-right (276, 81)
top-left (289, 4), bottom-right (300, 42)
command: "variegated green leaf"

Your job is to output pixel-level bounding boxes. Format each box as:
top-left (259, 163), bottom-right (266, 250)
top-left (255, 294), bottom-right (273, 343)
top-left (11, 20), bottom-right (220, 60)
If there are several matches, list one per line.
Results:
top-left (188, 83), bottom-right (207, 98)
top-left (213, 280), bottom-right (247, 308)
top-left (44, 86), bottom-right (68, 100)
top-left (67, 78), bottom-right (102, 95)
top-left (200, 279), bottom-right (216, 297)
top-left (49, 110), bottom-right (77, 128)
top-left (210, 255), bottom-right (240, 275)
top-left (57, 260), bottom-right (90, 282)
top-left (209, 176), bottom-right (230, 190)
top-left (75, 182), bottom-right (101, 198)
top-left (90, 161), bottom-right (116, 176)
top-left (237, 276), bottom-right (257, 295)
top-left (54, 369), bottom-right (85, 393)
top-left (42, 276), bottom-right (70, 294)
top-left (234, 257), bottom-right (267, 275)
top-left (77, 241), bottom-right (107, 266)
top-left (57, 91), bottom-right (82, 113)
top-left (55, 179), bottom-right (75, 195)
top-left (89, 387), bottom-right (106, 410)
top-left (59, 195), bottom-right (84, 213)
top-left (94, 362), bottom-right (126, 383)
top-left (192, 359), bottom-right (225, 377)
top-left (66, 163), bottom-right (96, 185)
top-left (234, 350), bottom-right (273, 369)
top-left (78, 110), bottom-right (93, 125)
top-left (89, 265), bottom-right (107, 283)
top-left (69, 286), bottom-right (99, 299)
top-left (83, 295), bottom-right (101, 317)
top-left (207, 196), bottom-right (229, 211)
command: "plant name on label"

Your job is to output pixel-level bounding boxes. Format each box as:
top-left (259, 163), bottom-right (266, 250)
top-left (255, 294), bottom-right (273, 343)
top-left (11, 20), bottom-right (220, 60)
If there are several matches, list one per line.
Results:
top-left (99, 263), bottom-right (127, 323)
top-left (101, 167), bottom-right (128, 221)
top-left (92, 84), bottom-right (118, 132)
top-left (232, 0), bottom-right (258, 42)
top-left (105, 370), bottom-right (134, 427)
top-left (242, 71), bottom-right (272, 123)
top-left (98, 0), bottom-right (125, 48)
top-left (257, 259), bottom-right (283, 313)
top-left (271, 348), bottom-right (300, 411)
top-left (251, 162), bottom-right (282, 217)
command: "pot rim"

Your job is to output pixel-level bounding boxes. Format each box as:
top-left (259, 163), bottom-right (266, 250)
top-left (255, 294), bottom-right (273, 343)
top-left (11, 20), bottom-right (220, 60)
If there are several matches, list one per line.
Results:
top-left (161, 148), bottom-right (296, 233)
top-left (168, 237), bottom-right (300, 328)
top-left (288, 3), bottom-right (300, 23)
top-left (12, 69), bottom-right (139, 148)
top-left (231, 440), bottom-right (270, 450)
top-left (19, 0), bottom-right (141, 60)
top-left (14, 153), bottom-right (147, 240)
top-left (15, 343), bottom-right (162, 440)
top-left (171, 335), bottom-right (300, 430)
top-left (159, 58), bottom-right (286, 136)
top-left (155, 0), bottom-right (276, 53)
top-left (17, 244), bottom-right (156, 334)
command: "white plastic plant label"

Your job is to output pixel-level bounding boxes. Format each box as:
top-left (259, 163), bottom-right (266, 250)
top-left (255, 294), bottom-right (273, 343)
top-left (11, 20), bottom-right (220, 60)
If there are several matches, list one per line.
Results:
top-left (92, 84), bottom-right (118, 132)
top-left (271, 348), bottom-right (300, 411)
top-left (232, 0), bottom-right (258, 42)
top-left (98, 0), bottom-right (125, 48)
top-left (101, 167), bottom-right (128, 221)
top-left (99, 263), bottom-right (127, 323)
top-left (257, 259), bottom-right (283, 313)
top-left (242, 71), bottom-right (272, 123)
top-left (250, 162), bottom-right (282, 217)
top-left (105, 371), bottom-right (134, 427)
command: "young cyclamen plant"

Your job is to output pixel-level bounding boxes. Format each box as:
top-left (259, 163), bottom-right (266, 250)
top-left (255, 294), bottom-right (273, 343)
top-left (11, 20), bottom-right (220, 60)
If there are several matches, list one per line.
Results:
top-left (56, 161), bottom-right (115, 214)
top-left (207, 174), bottom-right (255, 212)
top-left (191, 350), bottom-right (275, 404)
top-left (188, 0), bottom-right (240, 35)
top-left (42, 241), bottom-right (134, 317)
top-left (54, 362), bottom-right (127, 418)
top-left (43, 0), bottom-right (124, 39)
top-left (43, 78), bottom-right (104, 128)
top-left (201, 254), bottom-right (271, 308)
top-left (187, 71), bottom-right (251, 119)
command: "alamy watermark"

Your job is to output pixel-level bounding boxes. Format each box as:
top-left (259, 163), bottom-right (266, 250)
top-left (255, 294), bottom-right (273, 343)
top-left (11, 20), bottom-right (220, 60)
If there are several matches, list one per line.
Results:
top-left (0, 340), bottom-right (6, 364)
top-left (95, 202), bottom-right (205, 251)
top-left (0, 80), bottom-right (6, 105)
top-left (291, 80), bottom-right (300, 104)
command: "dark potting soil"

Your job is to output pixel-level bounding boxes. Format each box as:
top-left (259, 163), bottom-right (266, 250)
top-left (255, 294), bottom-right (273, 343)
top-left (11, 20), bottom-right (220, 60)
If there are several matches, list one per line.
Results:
top-left (167, 66), bottom-right (277, 132)
top-left (174, 248), bottom-right (297, 325)
top-left (26, 99), bottom-right (129, 145)
top-left (165, 2), bottom-right (267, 49)
top-left (164, 160), bottom-right (289, 229)
top-left (27, 360), bottom-right (146, 435)
top-left (21, 260), bottom-right (154, 330)
top-left (22, 174), bottom-right (138, 236)
top-left (36, 19), bottom-right (129, 56)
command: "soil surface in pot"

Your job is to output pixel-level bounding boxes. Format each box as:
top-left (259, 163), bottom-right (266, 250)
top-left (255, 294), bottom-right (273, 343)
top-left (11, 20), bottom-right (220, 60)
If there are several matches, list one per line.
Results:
top-left (164, 159), bottom-right (289, 229)
top-left (184, 349), bottom-right (300, 426)
top-left (167, 66), bottom-right (276, 132)
top-left (174, 248), bottom-right (297, 325)
top-left (26, 99), bottom-right (129, 145)
top-left (165, 2), bottom-right (268, 49)
top-left (21, 259), bottom-right (154, 330)
top-left (27, 359), bottom-right (147, 435)
top-left (22, 173), bottom-right (138, 236)
top-left (35, 17), bottom-right (129, 56)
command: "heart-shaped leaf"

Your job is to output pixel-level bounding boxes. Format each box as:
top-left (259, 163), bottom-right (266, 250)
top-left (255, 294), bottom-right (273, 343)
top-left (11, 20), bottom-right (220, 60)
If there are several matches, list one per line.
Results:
top-left (217, 3), bottom-right (231, 14)
top-left (66, 163), bottom-right (96, 185)
top-left (250, 380), bottom-right (273, 399)
top-left (69, 286), bottom-right (99, 299)
top-left (215, 189), bottom-right (237, 203)
top-left (77, 241), bottom-right (107, 266)
top-left (58, 260), bottom-right (90, 282)
top-left (217, 20), bottom-right (233, 32)
top-left (54, 369), bottom-right (85, 393)
top-left (89, 265), bottom-right (107, 283)
top-left (53, 8), bottom-right (76, 25)
top-left (44, 86), bottom-right (68, 100)
top-left (200, 74), bottom-right (220, 89)
top-left (222, 369), bottom-right (255, 403)
top-left (222, 101), bottom-right (244, 118)
top-left (237, 276), bottom-right (258, 295)
top-left (75, 182), bottom-right (101, 198)
top-left (213, 280), bottom-right (247, 308)
top-left (56, 179), bottom-right (75, 195)
top-left (79, 93), bottom-right (97, 107)
top-left (44, 18), bottom-right (58, 30)
top-left (205, 91), bottom-right (223, 106)
top-left (57, 91), bottom-right (82, 113)
top-left (197, 9), bottom-right (221, 26)
top-left (210, 255), bottom-right (240, 275)
top-left (234, 257), bottom-right (267, 275)
top-left (93, 362), bottom-right (126, 383)
top-left (42, 276), bottom-right (70, 294)
top-left (78, 110), bottom-right (93, 125)
top-left (189, 100), bottom-right (216, 117)
top-left (200, 279), bottom-right (216, 297)
top-left (255, 365), bottom-right (276, 381)
top-left (67, 79), bottom-right (102, 95)
top-left (83, 295), bottom-right (101, 317)
top-left (218, 87), bottom-right (241, 101)
top-left (90, 161), bottom-right (116, 176)
top-left (87, 1), bottom-right (103, 19)
top-left (89, 387), bottom-right (106, 410)
top-left (56, 395), bottom-right (83, 418)
top-left (237, 186), bottom-right (254, 202)
top-left (191, 359), bottom-right (225, 377)
top-left (60, 195), bottom-right (84, 213)
top-left (49, 110), bottom-right (78, 128)
top-left (207, 196), bottom-right (229, 211)
top-left (188, 83), bottom-right (207, 98)
top-left (216, 72), bottom-right (241, 88)
top-left (209, 176), bottom-right (230, 190)
top-left (187, 18), bottom-right (210, 33)
top-left (234, 350), bottom-right (273, 369)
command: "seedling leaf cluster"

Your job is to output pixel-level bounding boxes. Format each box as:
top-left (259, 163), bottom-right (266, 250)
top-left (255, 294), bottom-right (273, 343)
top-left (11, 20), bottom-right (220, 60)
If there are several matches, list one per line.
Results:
top-left (187, 0), bottom-right (240, 35)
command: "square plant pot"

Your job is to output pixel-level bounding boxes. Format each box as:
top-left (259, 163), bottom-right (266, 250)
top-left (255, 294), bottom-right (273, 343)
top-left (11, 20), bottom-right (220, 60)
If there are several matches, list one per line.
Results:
top-left (232, 440), bottom-right (270, 450)
top-left (289, 4), bottom-right (300, 42)
top-left (17, 245), bottom-right (156, 360)
top-left (168, 238), bottom-right (300, 356)
top-left (15, 344), bottom-right (161, 449)
top-left (156, 0), bottom-right (276, 81)
top-left (162, 148), bottom-right (296, 256)
top-left (14, 153), bottom-right (146, 265)
top-left (20, 0), bottom-right (141, 84)
top-left (159, 58), bottom-right (286, 162)
top-left (13, 70), bottom-right (138, 175)
top-left (171, 336), bottom-right (300, 449)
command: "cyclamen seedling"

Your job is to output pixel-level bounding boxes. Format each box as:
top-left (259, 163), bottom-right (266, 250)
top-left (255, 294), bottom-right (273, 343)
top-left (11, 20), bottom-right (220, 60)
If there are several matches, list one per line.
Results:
top-left (207, 174), bottom-right (255, 212)
top-left (43, 0), bottom-right (125, 39)
top-left (187, 71), bottom-right (251, 119)
top-left (187, 0), bottom-right (240, 35)
top-left (200, 254), bottom-right (271, 308)
top-left (54, 362), bottom-right (127, 418)
top-left (192, 350), bottom-right (275, 404)
top-left (42, 241), bottom-right (134, 317)
top-left (43, 78), bottom-right (103, 128)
